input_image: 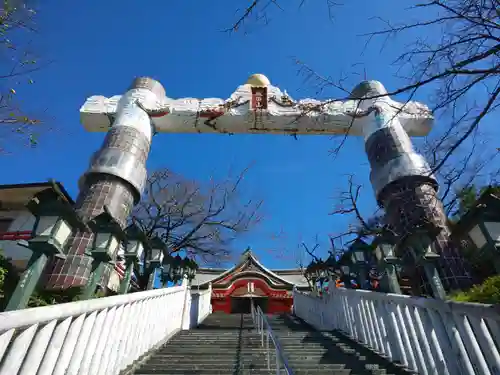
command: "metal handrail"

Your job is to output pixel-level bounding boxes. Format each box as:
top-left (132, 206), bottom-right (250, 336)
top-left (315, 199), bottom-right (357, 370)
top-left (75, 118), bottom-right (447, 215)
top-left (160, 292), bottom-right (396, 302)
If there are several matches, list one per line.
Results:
top-left (250, 302), bottom-right (294, 375)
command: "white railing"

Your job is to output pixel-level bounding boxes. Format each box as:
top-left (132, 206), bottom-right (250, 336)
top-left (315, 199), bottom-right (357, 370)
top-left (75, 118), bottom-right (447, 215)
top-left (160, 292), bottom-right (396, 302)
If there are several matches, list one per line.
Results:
top-left (251, 302), bottom-right (294, 375)
top-left (293, 288), bottom-right (500, 375)
top-left (0, 285), bottom-right (190, 375)
top-left (183, 284), bottom-right (212, 330)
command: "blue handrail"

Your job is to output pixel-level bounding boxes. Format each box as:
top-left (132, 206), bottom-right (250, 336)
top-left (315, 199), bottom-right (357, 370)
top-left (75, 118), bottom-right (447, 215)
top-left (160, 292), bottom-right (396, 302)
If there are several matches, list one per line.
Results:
top-left (250, 302), bottom-right (294, 375)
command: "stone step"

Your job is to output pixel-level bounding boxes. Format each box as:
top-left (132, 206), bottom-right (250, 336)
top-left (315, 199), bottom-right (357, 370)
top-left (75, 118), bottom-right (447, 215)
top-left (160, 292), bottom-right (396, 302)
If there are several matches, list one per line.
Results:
top-left (171, 338), bottom-right (262, 343)
top-left (165, 339), bottom-right (263, 344)
top-left (183, 333), bottom-right (257, 336)
top-left (135, 364), bottom-right (271, 373)
top-left (279, 344), bottom-right (358, 350)
top-left (134, 313), bottom-right (411, 375)
top-left (144, 359), bottom-right (268, 367)
top-left (187, 328), bottom-right (257, 331)
top-left (278, 336), bottom-right (347, 345)
top-left (161, 340), bottom-right (263, 345)
top-left (291, 370), bottom-right (353, 375)
top-left (169, 342), bottom-right (263, 347)
top-left (134, 372), bottom-right (395, 375)
top-left (134, 372), bottom-right (276, 375)
top-left (155, 348), bottom-right (267, 354)
top-left (149, 353), bottom-right (266, 363)
top-left (154, 350), bottom-right (267, 356)
top-left (173, 334), bottom-right (261, 339)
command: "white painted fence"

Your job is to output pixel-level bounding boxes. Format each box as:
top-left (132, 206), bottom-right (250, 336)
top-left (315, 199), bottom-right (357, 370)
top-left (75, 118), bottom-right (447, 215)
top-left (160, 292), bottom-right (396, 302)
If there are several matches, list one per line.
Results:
top-left (183, 285), bottom-right (212, 330)
top-left (293, 288), bottom-right (500, 375)
top-left (0, 284), bottom-right (203, 375)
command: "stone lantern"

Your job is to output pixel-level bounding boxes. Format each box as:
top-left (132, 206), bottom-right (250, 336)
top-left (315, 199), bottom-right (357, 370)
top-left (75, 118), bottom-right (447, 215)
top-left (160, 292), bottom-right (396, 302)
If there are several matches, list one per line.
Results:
top-left (147, 236), bottom-right (165, 289)
top-left (349, 239), bottom-right (371, 289)
top-left (119, 223), bottom-right (147, 294)
top-left (373, 235), bottom-right (402, 294)
top-left (5, 186), bottom-right (84, 311)
top-left (82, 208), bottom-right (125, 299)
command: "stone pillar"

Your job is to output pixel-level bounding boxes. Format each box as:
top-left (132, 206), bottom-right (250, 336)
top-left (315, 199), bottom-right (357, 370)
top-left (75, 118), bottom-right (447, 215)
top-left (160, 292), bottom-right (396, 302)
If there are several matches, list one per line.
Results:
top-left (351, 81), bottom-right (471, 292)
top-left (45, 77), bottom-right (165, 290)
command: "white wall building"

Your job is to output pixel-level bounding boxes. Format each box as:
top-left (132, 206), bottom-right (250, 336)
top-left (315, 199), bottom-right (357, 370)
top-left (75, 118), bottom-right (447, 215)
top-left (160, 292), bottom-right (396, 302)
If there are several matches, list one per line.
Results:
top-left (0, 181), bottom-right (136, 292)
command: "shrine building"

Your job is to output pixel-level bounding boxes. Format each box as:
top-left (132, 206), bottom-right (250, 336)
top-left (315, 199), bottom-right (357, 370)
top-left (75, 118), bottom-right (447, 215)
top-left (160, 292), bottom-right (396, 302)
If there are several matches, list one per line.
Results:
top-left (191, 249), bottom-right (310, 314)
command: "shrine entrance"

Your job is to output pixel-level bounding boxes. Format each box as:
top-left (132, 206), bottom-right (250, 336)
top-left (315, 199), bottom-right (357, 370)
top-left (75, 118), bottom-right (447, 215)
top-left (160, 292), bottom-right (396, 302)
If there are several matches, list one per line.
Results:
top-left (230, 297), bottom-right (269, 314)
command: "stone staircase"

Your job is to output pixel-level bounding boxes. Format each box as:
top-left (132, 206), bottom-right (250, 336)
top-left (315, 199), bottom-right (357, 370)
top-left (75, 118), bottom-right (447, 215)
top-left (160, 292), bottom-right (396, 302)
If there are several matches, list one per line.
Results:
top-left (132, 313), bottom-right (272, 374)
top-left (267, 314), bottom-right (414, 375)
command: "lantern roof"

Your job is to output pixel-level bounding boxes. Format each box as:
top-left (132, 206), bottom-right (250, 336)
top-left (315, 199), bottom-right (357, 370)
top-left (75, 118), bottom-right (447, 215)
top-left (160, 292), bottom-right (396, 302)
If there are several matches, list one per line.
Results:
top-left (148, 235), bottom-right (166, 250)
top-left (349, 238), bottom-right (371, 251)
top-left (453, 187), bottom-right (500, 233)
top-left (125, 223), bottom-right (149, 246)
top-left (26, 184), bottom-right (85, 231)
top-left (88, 207), bottom-right (126, 241)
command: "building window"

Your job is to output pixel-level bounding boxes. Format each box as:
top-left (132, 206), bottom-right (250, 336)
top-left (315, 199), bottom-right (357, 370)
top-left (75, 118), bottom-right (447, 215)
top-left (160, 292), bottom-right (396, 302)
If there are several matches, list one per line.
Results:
top-left (0, 218), bottom-right (13, 233)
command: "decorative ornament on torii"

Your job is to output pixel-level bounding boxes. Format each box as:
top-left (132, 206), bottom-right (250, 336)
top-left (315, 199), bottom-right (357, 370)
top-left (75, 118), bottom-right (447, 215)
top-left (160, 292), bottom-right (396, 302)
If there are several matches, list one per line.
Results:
top-left (44, 74), bottom-right (467, 290)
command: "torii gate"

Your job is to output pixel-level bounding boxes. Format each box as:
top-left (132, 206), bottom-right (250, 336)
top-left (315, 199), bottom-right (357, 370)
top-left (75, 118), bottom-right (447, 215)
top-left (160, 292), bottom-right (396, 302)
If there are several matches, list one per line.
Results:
top-left (44, 74), bottom-right (468, 294)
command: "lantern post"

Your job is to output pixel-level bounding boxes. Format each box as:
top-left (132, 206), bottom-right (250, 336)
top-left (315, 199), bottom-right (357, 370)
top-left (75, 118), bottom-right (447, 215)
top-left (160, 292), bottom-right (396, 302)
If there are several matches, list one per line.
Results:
top-left (82, 208), bottom-right (124, 299)
top-left (119, 224), bottom-right (147, 294)
top-left (464, 188), bottom-right (500, 273)
top-left (373, 236), bottom-right (402, 294)
top-left (185, 258), bottom-right (198, 285)
top-left (171, 255), bottom-right (185, 285)
top-left (5, 186), bottom-right (84, 311)
top-left (408, 229), bottom-right (447, 300)
top-left (147, 236), bottom-right (165, 290)
top-left (350, 241), bottom-right (369, 289)
top-left (160, 253), bottom-right (174, 287)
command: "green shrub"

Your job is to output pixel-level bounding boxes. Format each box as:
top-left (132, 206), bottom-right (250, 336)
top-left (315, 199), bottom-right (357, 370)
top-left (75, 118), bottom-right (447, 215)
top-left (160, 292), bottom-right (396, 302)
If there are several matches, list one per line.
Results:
top-left (0, 250), bottom-right (22, 305)
top-left (450, 275), bottom-right (500, 304)
top-left (27, 287), bottom-right (85, 308)
top-left (0, 248), bottom-right (100, 310)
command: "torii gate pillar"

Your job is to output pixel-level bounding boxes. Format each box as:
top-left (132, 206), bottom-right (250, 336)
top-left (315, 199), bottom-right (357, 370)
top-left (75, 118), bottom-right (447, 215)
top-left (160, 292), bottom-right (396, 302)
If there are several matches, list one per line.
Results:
top-left (45, 77), bottom-right (165, 289)
top-left (350, 81), bottom-right (470, 292)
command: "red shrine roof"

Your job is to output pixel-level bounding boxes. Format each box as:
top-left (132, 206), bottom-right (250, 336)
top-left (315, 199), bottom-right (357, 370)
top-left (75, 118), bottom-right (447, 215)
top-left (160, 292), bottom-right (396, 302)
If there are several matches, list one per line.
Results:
top-left (191, 248), bottom-right (309, 288)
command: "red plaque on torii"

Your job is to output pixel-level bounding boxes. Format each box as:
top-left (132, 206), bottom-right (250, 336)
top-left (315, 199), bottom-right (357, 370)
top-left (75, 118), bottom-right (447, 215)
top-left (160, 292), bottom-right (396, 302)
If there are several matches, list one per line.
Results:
top-left (251, 87), bottom-right (268, 110)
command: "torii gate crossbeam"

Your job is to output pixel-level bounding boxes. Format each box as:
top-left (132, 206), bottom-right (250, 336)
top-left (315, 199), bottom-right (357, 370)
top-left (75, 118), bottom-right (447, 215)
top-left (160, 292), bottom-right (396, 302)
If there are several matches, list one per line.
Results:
top-left (44, 74), bottom-right (470, 294)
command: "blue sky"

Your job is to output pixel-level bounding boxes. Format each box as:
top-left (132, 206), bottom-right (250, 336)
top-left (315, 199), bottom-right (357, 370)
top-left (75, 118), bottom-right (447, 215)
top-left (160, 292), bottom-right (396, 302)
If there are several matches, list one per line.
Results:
top-left (1, 1), bottom-right (495, 270)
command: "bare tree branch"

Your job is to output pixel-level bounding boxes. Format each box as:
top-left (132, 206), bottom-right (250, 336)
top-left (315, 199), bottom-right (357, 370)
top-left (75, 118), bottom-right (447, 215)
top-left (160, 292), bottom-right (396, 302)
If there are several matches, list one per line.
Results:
top-left (225, 0), bottom-right (342, 33)
top-left (131, 167), bottom-right (264, 271)
top-left (0, 1), bottom-right (50, 153)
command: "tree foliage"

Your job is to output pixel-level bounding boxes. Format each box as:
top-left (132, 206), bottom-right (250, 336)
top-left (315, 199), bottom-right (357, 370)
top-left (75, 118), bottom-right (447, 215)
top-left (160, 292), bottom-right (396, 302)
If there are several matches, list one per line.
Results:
top-left (0, 0), bottom-right (45, 153)
top-left (0, 248), bottom-right (21, 305)
top-left (131, 167), bottom-right (263, 267)
top-left (451, 275), bottom-right (500, 304)
top-left (453, 184), bottom-right (500, 219)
